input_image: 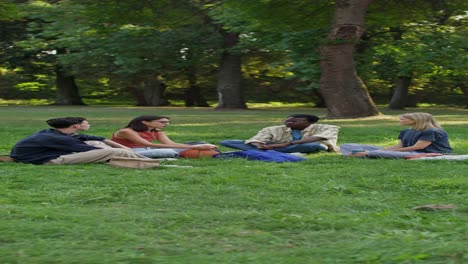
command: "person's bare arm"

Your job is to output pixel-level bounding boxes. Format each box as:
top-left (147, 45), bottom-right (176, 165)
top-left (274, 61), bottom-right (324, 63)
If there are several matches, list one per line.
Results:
top-left (383, 141), bottom-right (404, 150)
top-left (384, 140), bottom-right (431, 152)
top-left (157, 133), bottom-right (218, 149)
top-left (257, 142), bottom-right (289, 149)
top-left (117, 129), bottom-right (217, 149)
top-left (102, 139), bottom-right (133, 151)
top-left (256, 136), bottom-right (326, 150)
top-left (249, 142), bottom-right (273, 150)
top-left (289, 136), bottom-right (326, 145)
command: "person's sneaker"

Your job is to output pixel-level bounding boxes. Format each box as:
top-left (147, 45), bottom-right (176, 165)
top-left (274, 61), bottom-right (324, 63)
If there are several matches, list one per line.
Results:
top-left (289, 152), bottom-right (306, 157)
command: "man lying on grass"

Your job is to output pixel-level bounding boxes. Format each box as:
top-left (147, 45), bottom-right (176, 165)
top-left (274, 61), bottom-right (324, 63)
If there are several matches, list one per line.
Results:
top-left (10, 117), bottom-right (148, 165)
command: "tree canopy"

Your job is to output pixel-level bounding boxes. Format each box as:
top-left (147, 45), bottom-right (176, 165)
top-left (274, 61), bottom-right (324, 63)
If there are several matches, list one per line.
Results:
top-left (1, 0), bottom-right (467, 115)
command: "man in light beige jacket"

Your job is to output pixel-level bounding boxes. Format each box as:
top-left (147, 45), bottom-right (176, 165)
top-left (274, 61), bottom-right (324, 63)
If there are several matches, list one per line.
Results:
top-left (220, 114), bottom-right (340, 154)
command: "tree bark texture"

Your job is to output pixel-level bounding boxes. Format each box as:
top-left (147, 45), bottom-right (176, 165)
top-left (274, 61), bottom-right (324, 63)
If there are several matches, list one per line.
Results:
top-left (459, 82), bottom-right (468, 109)
top-left (54, 66), bottom-right (85, 105)
top-left (185, 70), bottom-right (209, 107)
top-left (128, 76), bottom-right (170, 106)
top-left (319, 0), bottom-right (379, 118)
top-left (388, 76), bottom-right (412, 109)
top-left (216, 32), bottom-right (246, 109)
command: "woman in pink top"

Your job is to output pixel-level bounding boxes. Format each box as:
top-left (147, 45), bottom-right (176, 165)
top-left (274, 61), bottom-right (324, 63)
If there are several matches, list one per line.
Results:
top-left (112, 115), bottom-right (218, 158)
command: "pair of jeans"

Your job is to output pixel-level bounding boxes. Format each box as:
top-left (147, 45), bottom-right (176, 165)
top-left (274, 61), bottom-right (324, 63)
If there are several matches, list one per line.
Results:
top-left (339, 143), bottom-right (422, 158)
top-left (132, 147), bottom-right (186, 158)
top-left (219, 140), bottom-right (327, 153)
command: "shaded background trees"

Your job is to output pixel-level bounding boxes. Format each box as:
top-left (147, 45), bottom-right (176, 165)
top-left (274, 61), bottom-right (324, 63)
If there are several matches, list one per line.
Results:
top-left (1, 0), bottom-right (467, 116)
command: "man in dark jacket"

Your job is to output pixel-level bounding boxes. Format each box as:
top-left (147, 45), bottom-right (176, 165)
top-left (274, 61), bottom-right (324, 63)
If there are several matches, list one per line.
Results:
top-left (10, 117), bottom-right (145, 165)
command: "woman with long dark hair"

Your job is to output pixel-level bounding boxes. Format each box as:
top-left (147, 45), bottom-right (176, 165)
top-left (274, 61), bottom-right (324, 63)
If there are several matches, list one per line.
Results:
top-left (111, 115), bottom-right (218, 158)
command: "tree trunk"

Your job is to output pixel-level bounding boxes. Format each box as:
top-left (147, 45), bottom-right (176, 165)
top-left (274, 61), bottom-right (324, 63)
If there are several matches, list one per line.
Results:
top-left (312, 89), bottom-right (326, 108)
top-left (319, 0), bottom-right (379, 118)
top-left (186, 3), bottom-right (245, 109)
top-left (144, 80), bottom-right (170, 106)
top-left (54, 66), bottom-right (85, 105)
top-left (459, 82), bottom-right (468, 109)
top-left (185, 71), bottom-right (209, 107)
top-left (128, 85), bottom-right (147, 106)
top-left (388, 76), bottom-right (412, 109)
top-left (127, 76), bottom-right (170, 106)
top-left (215, 32), bottom-right (246, 109)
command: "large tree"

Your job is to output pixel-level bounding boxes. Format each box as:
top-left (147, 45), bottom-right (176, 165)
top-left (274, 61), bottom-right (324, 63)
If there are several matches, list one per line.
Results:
top-left (31, 0), bottom-right (221, 106)
top-left (215, 0), bottom-right (380, 116)
top-left (186, 0), bottom-right (246, 108)
top-left (215, 31), bottom-right (245, 109)
top-left (11, 1), bottom-right (86, 105)
top-left (319, 0), bottom-right (379, 118)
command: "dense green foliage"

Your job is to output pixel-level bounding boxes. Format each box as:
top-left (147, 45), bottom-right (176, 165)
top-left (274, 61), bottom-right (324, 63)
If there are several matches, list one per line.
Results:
top-left (359, 1), bottom-right (468, 104)
top-left (0, 106), bottom-right (467, 263)
top-left (0, 1), bottom-right (467, 107)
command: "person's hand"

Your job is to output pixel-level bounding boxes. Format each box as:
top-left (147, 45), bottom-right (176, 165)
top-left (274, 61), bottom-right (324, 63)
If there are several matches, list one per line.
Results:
top-left (193, 144), bottom-right (218, 150)
top-left (275, 142), bottom-right (292, 148)
top-left (260, 143), bottom-right (290, 149)
top-left (349, 151), bottom-right (367, 157)
top-left (257, 144), bottom-right (275, 150)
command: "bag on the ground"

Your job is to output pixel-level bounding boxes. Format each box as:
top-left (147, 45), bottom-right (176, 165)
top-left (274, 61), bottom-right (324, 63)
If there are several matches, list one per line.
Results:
top-left (179, 149), bottom-right (220, 158)
top-left (220, 150), bottom-right (306, 163)
top-left (108, 157), bottom-right (160, 169)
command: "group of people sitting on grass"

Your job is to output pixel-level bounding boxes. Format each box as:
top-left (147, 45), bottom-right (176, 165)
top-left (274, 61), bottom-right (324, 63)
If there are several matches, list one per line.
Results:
top-left (7, 112), bottom-right (453, 166)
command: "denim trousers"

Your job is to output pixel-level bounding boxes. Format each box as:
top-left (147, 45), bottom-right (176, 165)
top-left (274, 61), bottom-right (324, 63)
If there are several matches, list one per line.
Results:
top-left (219, 140), bottom-right (327, 153)
top-left (339, 143), bottom-right (421, 158)
top-left (133, 147), bottom-right (186, 158)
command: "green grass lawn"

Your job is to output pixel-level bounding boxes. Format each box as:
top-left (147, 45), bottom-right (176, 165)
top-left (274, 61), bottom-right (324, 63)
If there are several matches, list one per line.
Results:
top-left (1, 106), bottom-right (467, 263)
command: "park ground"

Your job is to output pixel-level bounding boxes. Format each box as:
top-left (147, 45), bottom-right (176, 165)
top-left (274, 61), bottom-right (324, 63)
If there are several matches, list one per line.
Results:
top-left (0, 106), bottom-right (467, 263)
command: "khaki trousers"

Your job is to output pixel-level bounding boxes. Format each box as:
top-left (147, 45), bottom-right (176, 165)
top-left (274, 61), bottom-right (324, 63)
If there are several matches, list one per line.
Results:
top-left (48, 148), bottom-right (147, 165)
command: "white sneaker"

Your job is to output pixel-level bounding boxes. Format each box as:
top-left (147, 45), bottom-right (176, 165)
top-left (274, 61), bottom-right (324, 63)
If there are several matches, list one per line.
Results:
top-left (289, 152), bottom-right (307, 157)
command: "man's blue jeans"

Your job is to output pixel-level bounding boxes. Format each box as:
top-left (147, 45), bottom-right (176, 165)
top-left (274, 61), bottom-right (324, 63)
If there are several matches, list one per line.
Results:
top-left (219, 140), bottom-right (327, 153)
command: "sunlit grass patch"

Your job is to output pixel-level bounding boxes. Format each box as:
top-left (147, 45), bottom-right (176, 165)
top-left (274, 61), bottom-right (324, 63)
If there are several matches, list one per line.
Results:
top-left (0, 98), bottom-right (53, 106)
top-left (246, 102), bottom-right (316, 108)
